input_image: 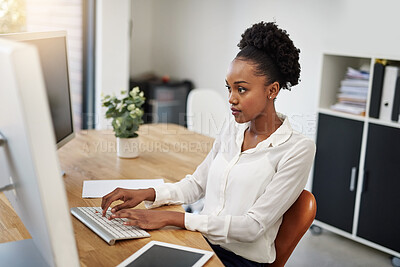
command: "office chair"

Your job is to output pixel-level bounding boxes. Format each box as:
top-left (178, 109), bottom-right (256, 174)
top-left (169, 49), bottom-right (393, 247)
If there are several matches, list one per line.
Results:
top-left (186, 88), bottom-right (229, 138)
top-left (270, 190), bottom-right (317, 267)
top-left (185, 88), bottom-right (228, 214)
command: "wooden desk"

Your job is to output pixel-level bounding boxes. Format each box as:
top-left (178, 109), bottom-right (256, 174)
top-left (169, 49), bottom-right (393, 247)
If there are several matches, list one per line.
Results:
top-left (0, 123), bottom-right (223, 266)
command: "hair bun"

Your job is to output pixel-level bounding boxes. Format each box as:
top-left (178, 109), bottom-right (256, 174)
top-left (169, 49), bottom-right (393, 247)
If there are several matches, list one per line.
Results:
top-left (237, 21), bottom-right (300, 90)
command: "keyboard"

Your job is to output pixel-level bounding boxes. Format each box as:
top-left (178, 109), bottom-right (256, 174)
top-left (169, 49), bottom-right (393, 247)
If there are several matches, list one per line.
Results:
top-left (71, 207), bottom-right (150, 245)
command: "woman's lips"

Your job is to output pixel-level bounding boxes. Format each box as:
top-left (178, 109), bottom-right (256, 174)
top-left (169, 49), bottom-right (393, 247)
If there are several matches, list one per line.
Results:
top-left (231, 108), bottom-right (240, 116)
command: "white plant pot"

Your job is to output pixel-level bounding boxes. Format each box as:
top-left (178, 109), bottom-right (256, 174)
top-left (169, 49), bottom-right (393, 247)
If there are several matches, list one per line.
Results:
top-left (116, 137), bottom-right (140, 158)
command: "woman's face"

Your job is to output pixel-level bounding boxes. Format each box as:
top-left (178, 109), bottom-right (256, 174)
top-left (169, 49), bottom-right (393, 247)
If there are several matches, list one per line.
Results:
top-left (225, 59), bottom-right (272, 123)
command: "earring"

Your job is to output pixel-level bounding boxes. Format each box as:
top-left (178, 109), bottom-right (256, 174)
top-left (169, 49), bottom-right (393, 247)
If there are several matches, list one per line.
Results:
top-left (269, 96), bottom-right (272, 99)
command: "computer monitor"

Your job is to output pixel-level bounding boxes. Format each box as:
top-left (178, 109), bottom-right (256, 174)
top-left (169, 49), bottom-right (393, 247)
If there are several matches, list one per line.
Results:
top-left (0, 38), bottom-right (79, 266)
top-left (0, 31), bottom-right (75, 149)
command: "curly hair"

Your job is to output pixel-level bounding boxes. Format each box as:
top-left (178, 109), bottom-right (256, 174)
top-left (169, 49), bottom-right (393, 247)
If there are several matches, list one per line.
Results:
top-left (236, 21), bottom-right (300, 90)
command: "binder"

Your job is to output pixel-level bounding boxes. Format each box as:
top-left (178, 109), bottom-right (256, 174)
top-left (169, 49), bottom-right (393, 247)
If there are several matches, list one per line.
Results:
top-left (391, 76), bottom-right (400, 122)
top-left (379, 66), bottom-right (400, 121)
top-left (369, 63), bottom-right (385, 118)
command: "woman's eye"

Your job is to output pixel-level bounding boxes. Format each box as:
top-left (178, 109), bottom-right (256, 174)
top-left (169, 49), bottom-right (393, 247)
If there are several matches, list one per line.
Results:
top-left (225, 85), bottom-right (231, 92)
top-left (238, 87), bottom-right (246, 93)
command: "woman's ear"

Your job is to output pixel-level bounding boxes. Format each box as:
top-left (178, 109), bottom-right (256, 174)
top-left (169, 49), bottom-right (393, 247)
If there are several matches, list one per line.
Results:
top-left (267, 81), bottom-right (280, 100)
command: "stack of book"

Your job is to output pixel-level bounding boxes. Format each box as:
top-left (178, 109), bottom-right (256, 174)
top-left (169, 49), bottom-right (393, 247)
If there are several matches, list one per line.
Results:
top-left (331, 67), bottom-right (370, 116)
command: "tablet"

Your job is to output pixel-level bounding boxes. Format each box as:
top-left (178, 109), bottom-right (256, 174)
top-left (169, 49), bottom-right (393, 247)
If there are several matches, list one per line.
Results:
top-left (117, 241), bottom-right (214, 267)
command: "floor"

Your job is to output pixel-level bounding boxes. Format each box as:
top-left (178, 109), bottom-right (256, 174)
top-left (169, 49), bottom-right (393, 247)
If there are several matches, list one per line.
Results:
top-left (286, 228), bottom-right (395, 267)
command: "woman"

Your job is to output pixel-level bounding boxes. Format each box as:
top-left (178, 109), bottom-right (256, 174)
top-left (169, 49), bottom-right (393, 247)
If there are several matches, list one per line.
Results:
top-left (101, 21), bottom-right (315, 266)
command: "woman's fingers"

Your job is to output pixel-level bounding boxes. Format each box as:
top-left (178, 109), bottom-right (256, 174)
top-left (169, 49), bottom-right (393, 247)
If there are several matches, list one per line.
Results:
top-left (123, 219), bottom-right (139, 226)
top-left (108, 210), bottom-right (139, 227)
top-left (111, 200), bottom-right (137, 213)
top-left (109, 209), bottom-right (167, 230)
top-left (101, 196), bottom-right (119, 216)
top-left (101, 188), bottom-right (120, 208)
top-left (101, 189), bottom-right (150, 217)
top-left (111, 209), bottom-right (139, 220)
top-left (101, 189), bottom-right (123, 216)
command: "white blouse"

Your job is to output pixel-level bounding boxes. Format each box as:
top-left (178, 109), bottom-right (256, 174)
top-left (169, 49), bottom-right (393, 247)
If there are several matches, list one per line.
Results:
top-left (145, 114), bottom-right (316, 263)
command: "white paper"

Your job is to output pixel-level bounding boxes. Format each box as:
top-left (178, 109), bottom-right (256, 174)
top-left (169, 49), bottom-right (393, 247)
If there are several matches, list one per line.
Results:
top-left (82, 179), bottom-right (164, 198)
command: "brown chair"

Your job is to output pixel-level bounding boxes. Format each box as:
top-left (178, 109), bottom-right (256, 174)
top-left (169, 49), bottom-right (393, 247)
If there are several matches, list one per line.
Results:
top-left (269, 190), bottom-right (317, 267)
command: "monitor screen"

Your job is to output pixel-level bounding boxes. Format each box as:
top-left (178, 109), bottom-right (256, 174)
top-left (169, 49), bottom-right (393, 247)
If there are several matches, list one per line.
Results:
top-left (0, 38), bottom-right (79, 267)
top-left (0, 31), bottom-right (75, 148)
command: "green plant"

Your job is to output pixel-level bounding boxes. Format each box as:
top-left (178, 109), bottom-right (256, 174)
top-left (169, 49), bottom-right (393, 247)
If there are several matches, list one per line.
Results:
top-left (101, 87), bottom-right (145, 138)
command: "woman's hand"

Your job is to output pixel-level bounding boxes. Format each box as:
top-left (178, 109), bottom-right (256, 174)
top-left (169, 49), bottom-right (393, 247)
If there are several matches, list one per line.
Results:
top-left (110, 210), bottom-right (185, 230)
top-left (101, 187), bottom-right (155, 217)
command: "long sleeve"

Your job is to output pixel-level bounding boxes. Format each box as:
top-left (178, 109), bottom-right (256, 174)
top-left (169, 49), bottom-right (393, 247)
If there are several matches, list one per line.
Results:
top-left (144, 136), bottom-right (220, 208)
top-left (185, 138), bottom-right (316, 244)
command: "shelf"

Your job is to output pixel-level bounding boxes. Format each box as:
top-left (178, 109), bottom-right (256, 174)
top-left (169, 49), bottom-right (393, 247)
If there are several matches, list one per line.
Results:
top-left (318, 53), bottom-right (400, 130)
top-left (319, 54), bottom-right (371, 111)
top-left (367, 117), bottom-right (400, 129)
top-left (318, 108), bottom-right (365, 122)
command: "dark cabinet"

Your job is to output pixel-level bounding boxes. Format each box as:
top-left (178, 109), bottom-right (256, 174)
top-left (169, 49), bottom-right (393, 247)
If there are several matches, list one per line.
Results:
top-left (130, 78), bottom-right (193, 126)
top-left (312, 113), bottom-right (364, 233)
top-left (357, 123), bottom-right (400, 252)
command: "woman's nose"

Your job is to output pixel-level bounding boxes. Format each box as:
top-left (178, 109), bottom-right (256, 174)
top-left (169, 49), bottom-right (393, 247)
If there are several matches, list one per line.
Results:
top-left (229, 92), bottom-right (238, 105)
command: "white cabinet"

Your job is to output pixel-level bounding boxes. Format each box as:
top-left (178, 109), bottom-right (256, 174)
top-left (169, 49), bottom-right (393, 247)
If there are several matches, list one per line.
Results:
top-left (311, 53), bottom-right (400, 262)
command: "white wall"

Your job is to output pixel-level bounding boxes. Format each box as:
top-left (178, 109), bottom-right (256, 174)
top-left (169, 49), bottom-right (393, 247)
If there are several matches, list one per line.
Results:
top-left (130, 0), bottom-right (154, 77)
top-left (96, 0), bottom-right (131, 129)
top-left (130, 0), bottom-right (400, 139)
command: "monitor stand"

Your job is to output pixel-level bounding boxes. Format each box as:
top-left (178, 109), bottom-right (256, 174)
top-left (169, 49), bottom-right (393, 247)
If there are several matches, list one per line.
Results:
top-left (0, 239), bottom-right (49, 267)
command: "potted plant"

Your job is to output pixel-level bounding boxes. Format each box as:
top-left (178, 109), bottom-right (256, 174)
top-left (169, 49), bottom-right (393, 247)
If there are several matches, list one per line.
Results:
top-left (101, 87), bottom-right (145, 158)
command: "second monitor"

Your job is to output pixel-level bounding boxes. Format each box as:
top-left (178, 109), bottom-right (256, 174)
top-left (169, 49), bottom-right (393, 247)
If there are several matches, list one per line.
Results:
top-left (0, 31), bottom-right (75, 148)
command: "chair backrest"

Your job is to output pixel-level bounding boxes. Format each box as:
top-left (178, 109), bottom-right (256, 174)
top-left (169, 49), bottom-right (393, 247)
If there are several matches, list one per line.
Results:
top-left (186, 88), bottom-right (228, 138)
top-left (270, 190), bottom-right (317, 267)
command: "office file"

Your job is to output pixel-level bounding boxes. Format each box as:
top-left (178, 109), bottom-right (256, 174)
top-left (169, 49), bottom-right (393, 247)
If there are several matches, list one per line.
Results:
top-left (391, 76), bottom-right (400, 122)
top-left (379, 66), bottom-right (400, 121)
top-left (369, 63), bottom-right (385, 118)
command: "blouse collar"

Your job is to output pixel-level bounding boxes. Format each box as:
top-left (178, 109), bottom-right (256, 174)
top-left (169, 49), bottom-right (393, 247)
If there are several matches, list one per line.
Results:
top-left (235, 113), bottom-right (293, 151)
top-left (268, 113), bottom-right (293, 147)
